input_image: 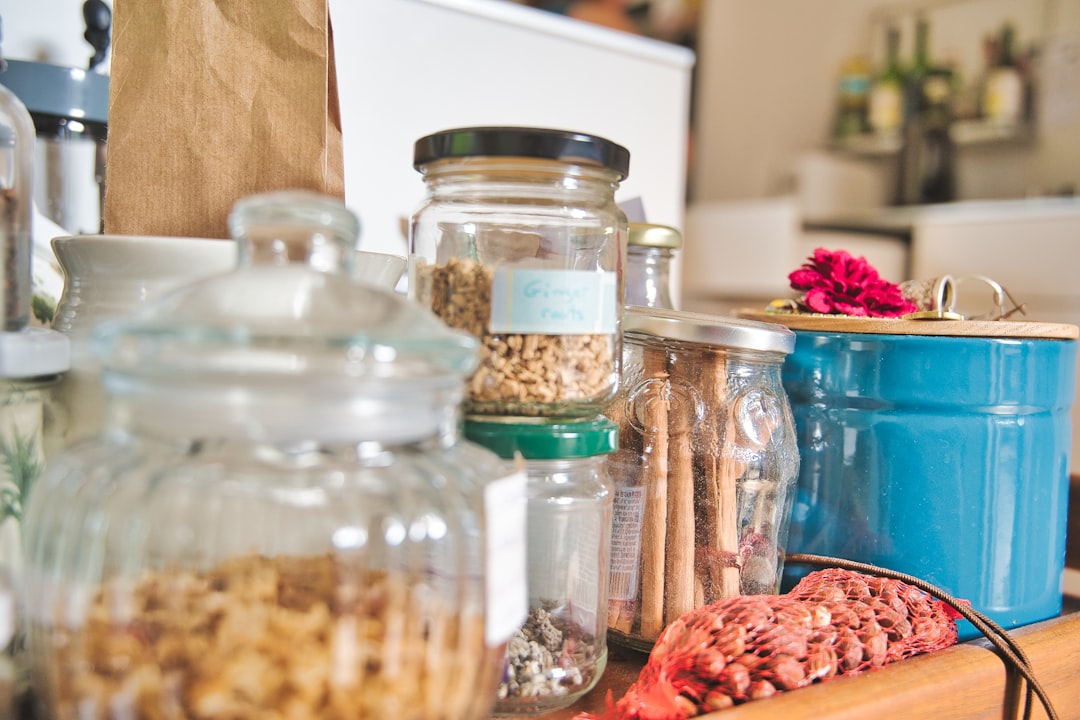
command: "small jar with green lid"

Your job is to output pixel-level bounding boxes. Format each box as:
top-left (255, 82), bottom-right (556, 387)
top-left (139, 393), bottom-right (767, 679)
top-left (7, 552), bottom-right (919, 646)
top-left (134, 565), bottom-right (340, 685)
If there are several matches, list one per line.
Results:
top-left (626, 222), bottom-right (681, 310)
top-left (464, 417), bottom-right (617, 717)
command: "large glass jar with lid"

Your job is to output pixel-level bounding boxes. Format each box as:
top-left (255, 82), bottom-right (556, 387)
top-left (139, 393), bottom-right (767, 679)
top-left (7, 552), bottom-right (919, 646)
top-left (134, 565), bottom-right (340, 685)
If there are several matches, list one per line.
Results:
top-left (20, 191), bottom-right (528, 720)
top-left (410, 126), bottom-right (630, 419)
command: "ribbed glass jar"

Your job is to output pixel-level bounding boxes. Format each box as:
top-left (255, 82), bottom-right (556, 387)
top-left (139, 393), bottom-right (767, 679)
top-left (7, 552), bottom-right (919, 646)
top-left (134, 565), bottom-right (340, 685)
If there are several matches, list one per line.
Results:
top-left (410, 126), bottom-right (629, 419)
top-left (21, 191), bottom-right (528, 720)
top-left (604, 308), bottom-right (799, 652)
top-left (464, 417), bottom-right (616, 717)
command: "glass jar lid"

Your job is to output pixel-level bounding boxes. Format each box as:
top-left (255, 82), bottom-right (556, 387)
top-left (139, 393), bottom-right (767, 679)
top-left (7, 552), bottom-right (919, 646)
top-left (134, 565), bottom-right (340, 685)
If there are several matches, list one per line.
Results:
top-left (464, 417), bottom-right (618, 460)
top-left (92, 191), bottom-right (479, 444)
top-left (413, 126), bottom-right (630, 180)
top-left (628, 222), bottom-right (682, 250)
top-left (624, 306), bottom-right (796, 355)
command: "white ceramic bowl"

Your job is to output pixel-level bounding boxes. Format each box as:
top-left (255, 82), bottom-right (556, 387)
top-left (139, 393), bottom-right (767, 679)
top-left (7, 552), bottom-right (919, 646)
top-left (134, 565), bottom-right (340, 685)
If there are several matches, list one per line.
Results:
top-left (51, 235), bottom-right (239, 336)
top-left (48, 235), bottom-right (406, 448)
top-left (51, 235), bottom-right (408, 336)
top-left (354, 250), bottom-right (407, 289)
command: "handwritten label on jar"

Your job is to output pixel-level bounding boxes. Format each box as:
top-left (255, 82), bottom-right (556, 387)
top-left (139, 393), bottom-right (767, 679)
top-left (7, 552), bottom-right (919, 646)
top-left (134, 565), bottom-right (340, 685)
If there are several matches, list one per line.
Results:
top-left (490, 269), bottom-right (617, 335)
top-left (484, 470), bottom-right (528, 646)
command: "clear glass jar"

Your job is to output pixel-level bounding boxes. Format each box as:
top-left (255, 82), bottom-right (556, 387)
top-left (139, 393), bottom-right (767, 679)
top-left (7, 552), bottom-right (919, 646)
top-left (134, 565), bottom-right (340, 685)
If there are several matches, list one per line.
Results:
top-left (604, 308), bottom-right (799, 652)
top-left (625, 223), bottom-right (681, 310)
top-left (463, 417), bottom-right (616, 716)
top-left (0, 53), bottom-right (36, 331)
top-left (410, 126), bottom-right (630, 419)
top-left (21, 190), bottom-right (528, 720)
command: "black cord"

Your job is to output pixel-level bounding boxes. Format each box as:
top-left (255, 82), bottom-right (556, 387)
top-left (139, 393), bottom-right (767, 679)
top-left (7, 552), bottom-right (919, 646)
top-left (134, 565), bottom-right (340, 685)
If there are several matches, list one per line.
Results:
top-left (785, 552), bottom-right (1059, 720)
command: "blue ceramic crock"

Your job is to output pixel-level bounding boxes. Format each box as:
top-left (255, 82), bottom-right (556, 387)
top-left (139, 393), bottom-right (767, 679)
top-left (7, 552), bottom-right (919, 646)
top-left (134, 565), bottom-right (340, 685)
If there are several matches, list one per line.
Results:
top-left (750, 315), bottom-right (1077, 641)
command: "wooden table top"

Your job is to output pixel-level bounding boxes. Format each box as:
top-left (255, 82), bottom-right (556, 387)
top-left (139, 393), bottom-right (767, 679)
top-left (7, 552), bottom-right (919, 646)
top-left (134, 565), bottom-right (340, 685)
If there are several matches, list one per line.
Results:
top-left (503, 598), bottom-right (1080, 720)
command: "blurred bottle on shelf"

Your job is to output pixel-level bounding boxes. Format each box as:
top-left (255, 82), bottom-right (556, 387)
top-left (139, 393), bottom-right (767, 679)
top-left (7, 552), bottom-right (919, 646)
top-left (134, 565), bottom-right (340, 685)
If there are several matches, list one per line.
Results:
top-left (832, 54), bottom-right (872, 139)
top-left (895, 14), bottom-right (955, 205)
top-left (867, 23), bottom-right (905, 136)
top-left (901, 14), bottom-right (933, 121)
top-left (982, 21), bottom-right (1024, 126)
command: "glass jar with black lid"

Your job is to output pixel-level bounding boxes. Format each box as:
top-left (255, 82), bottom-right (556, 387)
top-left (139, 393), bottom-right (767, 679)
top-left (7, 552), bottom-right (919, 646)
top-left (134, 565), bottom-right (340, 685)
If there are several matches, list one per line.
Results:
top-left (410, 126), bottom-right (630, 419)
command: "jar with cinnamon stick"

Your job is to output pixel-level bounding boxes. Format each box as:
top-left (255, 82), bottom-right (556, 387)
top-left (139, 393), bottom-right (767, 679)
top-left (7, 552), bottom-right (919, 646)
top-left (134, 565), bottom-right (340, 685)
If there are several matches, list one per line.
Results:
top-left (605, 307), bottom-right (799, 651)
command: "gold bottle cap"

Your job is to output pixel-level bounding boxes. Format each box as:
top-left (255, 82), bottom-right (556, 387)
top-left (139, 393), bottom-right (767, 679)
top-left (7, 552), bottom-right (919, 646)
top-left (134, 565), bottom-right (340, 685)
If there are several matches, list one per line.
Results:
top-left (628, 222), bottom-right (682, 249)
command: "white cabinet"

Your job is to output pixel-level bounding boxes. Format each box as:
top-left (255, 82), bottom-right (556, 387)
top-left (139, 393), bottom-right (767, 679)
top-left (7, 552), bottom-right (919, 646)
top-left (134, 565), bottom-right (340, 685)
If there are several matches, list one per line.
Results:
top-left (330, 0), bottom-right (695, 260)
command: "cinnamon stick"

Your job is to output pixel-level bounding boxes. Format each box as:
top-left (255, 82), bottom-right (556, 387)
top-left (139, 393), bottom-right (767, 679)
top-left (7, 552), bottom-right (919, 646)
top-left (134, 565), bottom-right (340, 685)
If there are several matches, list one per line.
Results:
top-left (638, 343), bottom-right (669, 640)
top-left (703, 349), bottom-right (745, 602)
top-left (664, 359), bottom-right (698, 626)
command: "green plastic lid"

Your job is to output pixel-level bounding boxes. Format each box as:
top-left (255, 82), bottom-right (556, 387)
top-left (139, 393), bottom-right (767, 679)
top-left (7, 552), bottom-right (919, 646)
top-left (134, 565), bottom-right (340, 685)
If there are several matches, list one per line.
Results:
top-left (464, 417), bottom-right (619, 460)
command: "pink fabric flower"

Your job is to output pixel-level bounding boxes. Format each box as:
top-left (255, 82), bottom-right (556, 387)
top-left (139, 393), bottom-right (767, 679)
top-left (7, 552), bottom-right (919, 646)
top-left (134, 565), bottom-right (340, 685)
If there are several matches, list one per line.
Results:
top-left (788, 248), bottom-right (916, 318)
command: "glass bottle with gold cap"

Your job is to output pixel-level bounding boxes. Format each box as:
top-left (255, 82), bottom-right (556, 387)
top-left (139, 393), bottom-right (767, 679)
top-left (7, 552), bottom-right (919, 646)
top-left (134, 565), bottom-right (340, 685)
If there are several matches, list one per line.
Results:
top-left (626, 222), bottom-right (681, 310)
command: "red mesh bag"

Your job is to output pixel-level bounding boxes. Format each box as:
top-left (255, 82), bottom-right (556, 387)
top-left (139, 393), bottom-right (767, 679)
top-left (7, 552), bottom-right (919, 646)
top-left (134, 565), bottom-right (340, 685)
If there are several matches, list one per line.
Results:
top-left (580, 568), bottom-right (959, 720)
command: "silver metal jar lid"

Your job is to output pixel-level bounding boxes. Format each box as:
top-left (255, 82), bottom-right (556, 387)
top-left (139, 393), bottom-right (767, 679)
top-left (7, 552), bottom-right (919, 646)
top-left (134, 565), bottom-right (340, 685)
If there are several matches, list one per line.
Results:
top-left (624, 306), bottom-right (796, 354)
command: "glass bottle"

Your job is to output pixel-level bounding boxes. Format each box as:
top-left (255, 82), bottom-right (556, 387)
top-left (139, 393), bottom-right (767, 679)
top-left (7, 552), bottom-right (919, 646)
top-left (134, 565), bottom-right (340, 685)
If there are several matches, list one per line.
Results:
top-left (604, 308), bottom-right (799, 652)
top-left (464, 417), bottom-right (616, 716)
top-left (896, 16), bottom-right (955, 205)
top-left (21, 190), bottom-right (527, 720)
top-left (0, 21), bottom-right (35, 331)
top-left (983, 22), bottom-right (1023, 126)
top-left (626, 222), bottom-right (680, 310)
top-left (832, 54), bottom-right (871, 140)
top-left (868, 23), bottom-right (905, 136)
top-left (410, 126), bottom-right (630, 419)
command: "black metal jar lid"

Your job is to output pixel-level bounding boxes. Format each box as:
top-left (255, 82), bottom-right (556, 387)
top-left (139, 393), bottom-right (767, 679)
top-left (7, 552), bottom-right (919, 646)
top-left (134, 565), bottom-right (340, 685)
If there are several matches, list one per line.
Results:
top-left (413, 126), bottom-right (630, 180)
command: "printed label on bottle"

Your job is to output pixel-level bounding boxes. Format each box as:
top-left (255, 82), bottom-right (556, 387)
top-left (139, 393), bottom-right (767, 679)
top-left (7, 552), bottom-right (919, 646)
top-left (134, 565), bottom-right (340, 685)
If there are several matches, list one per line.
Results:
top-left (490, 269), bottom-right (617, 335)
top-left (868, 84), bottom-right (902, 133)
top-left (985, 69), bottom-right (1023, 123)
top-left (608, 485), bottom-right (645, 602)
top-left (484, 470), bottom-right (528, 646)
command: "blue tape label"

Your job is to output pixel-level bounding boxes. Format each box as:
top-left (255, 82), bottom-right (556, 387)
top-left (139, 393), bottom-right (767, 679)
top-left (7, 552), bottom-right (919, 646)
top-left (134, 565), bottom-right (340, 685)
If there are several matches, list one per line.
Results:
top-left (490, 269), bottom-right (617, 334)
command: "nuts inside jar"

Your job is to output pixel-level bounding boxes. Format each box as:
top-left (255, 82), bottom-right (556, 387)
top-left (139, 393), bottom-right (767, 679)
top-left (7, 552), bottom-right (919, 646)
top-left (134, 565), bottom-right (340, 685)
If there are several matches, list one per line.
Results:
top-left (415, 257), bottom-right (616, 415)
top-left (34, 554), bottom-right (502, 720)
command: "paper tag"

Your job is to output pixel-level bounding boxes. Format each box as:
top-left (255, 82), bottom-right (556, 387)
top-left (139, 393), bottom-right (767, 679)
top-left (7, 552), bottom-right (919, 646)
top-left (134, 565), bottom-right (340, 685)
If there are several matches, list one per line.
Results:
top-left (483, 470), bottom-right (528, 646)
top-left (490, 269), bottom-right (617, 334)
top-left (608, 485), bottom-right (645, 602)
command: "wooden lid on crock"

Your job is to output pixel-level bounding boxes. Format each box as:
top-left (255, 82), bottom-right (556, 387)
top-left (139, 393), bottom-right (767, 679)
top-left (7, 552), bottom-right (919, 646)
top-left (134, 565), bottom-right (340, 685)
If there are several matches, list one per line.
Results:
top-left (736, 309), bottom-right (1080, 340)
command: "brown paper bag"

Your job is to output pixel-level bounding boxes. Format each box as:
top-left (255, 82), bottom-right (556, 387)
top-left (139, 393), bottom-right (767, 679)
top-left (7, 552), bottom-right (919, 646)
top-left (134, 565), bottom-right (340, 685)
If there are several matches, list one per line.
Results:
top-left (104, 0), bottom-right (345, 239)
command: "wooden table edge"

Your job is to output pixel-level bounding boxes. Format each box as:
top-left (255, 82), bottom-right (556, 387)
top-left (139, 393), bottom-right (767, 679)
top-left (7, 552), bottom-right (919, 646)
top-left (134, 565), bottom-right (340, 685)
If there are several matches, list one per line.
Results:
top-left (503, 608), bottom-right (1080, 720)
